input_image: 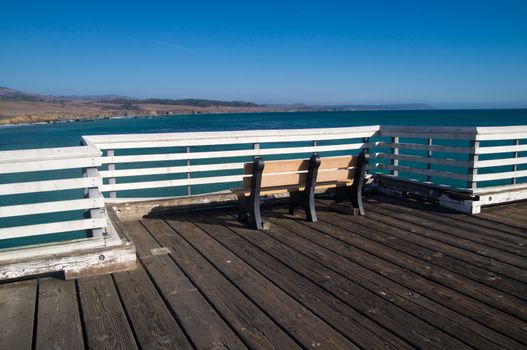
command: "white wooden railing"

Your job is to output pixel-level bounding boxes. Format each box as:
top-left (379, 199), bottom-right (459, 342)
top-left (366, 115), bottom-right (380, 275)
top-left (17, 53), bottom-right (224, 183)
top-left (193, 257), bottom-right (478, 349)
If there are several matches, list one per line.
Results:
top-left (0, 146), bottom-right (107, 243)
top-left (82, 126), bottom-right (379, 200)
top-left (1, 124), bottom-right (525, 251)
top-left (82, 125), bottom-right (527, 214)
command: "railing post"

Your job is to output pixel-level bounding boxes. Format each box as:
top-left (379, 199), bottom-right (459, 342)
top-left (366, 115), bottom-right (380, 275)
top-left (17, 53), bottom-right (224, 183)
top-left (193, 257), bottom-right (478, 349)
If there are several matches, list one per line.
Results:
top-left (390, 136), bottom-right (399, 176)
top-left (82, 166), bottom-right (106, 237)
top-left (253, 143), bottom-right (260, 160)
top-left (467, 139), bottom-right (479, 190)
top-left (426, 138), bottom-right (432, 182)
top-left (362, 137), bottom-right (370, 174)
top-left (512, 139), bottom-right (519, 185)
top-left (186, 146), bottom-right (191, 196)
top-left (107, 149), bottom-right (117, 198)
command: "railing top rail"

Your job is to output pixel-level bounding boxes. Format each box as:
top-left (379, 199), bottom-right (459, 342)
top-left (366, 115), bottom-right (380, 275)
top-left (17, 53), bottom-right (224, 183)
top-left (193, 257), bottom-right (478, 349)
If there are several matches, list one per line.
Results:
top-left (0, 146), bottom-right (101, 164)
top-left (380, 125), bottom-right (478, 133)
top-left (82, 125), bottom-right (381, 146)
top-left (475, 125), bottom-right (527, 134)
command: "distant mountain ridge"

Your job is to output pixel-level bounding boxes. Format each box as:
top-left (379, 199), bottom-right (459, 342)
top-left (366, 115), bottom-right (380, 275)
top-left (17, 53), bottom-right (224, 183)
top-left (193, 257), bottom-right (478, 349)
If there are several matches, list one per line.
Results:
top-left (0, 86), bottom-right (433, 109)
top-left (0, 87), bottom-right (260, 108)
top-left (0, 86), bottom-right (435, 125)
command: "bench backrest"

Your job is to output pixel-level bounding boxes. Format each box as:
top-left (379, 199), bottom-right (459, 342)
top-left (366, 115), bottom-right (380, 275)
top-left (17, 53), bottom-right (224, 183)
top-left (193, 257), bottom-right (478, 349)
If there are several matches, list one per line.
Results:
top-left (242, 155), bottom-right (359, 191)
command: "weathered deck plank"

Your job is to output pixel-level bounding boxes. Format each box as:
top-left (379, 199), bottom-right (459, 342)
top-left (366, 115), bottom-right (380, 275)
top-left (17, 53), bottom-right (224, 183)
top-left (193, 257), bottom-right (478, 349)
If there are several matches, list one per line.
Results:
top-left (0, 279), bottom-right (36, 350)
top-left (35, 278), bottom-right (84, 350)
top-left (77, 275), bottom-right (138, 350)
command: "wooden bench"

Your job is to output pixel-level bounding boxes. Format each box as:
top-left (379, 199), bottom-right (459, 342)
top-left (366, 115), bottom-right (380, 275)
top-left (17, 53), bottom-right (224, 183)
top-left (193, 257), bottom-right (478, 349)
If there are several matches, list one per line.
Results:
top-left (233, 152), bottom-right (368, 230)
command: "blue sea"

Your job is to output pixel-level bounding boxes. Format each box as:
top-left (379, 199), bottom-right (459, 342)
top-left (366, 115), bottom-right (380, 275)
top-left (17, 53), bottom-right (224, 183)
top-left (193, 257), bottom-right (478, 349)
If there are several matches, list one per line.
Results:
top-left (1, 109), bottom-right (527, 151)
top-left (1, 109), bottom-right (526, 248)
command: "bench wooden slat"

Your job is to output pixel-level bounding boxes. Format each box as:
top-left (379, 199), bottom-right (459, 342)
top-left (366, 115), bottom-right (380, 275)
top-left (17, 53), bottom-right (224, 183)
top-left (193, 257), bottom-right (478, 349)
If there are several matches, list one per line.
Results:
top-left (242, 156), bottom-right (357, 190)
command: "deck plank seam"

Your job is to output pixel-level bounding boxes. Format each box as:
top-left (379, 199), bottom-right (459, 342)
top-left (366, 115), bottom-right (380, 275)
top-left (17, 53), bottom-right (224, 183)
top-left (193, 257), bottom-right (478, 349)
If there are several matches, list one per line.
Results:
top-left (74, 279), bottom-right (92, 350)
top-left (31, 278), bottom-right (40, 350)
top-left (108, 273), bottom-right (143, 349)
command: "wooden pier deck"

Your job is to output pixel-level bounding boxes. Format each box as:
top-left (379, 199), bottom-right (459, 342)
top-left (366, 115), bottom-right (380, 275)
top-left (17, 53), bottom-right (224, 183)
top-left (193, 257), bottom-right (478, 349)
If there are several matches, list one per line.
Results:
top-left (1, 194), bottom-right (526, 349)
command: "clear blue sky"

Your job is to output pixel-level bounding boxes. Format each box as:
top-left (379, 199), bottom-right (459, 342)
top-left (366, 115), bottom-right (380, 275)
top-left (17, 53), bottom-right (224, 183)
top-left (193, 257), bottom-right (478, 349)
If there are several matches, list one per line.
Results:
top-left (1, 1), bottom-right (526, 107)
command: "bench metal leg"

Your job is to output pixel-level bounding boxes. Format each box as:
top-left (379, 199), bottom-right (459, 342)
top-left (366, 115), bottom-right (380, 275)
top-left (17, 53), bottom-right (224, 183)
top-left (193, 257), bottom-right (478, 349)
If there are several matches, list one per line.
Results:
top-left (249, 193), bottom-right (263, 230)
top-left (332, 152), bottom-right (368, 216)
top-left (304, 193), bottom-right (317, 222)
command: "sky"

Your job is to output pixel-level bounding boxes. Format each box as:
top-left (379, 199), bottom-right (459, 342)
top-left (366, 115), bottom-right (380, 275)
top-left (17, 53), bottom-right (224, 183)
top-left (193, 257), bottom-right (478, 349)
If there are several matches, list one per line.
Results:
top-left (1, 1), bottom-right (526, 107)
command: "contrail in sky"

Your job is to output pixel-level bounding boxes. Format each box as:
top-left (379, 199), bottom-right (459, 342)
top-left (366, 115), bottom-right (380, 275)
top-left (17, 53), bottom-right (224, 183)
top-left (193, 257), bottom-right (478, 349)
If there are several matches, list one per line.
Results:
top-left (155, 41), bottom-right (194, 53)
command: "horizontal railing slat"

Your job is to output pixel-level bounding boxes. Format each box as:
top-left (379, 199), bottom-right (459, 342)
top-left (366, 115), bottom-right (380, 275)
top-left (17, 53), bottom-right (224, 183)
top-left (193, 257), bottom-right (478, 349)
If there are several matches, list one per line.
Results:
top-left (0, 146), bottom-right (101, 163)
top-left (99, 162), bottom-right (247, 178)
top-left (82, 126), bottom-right (380, 145)
top-left (375, 164), bottom-right (470, 180)
top-left (477, 144), bottom-right (527, 154)
top-left (0, 198), bottom-right (105, 218)
top-left (475, 125), bottom-right (527, 141)
top-left (0, 217), bottom-right (107, 240)
top-left (475, 169), bottom-right (527, 182)
top-left (376, 153), bottom-right (471, 167)
top-left (101, 143), bottom-right (366, 164)
top-left (101, 174), bottom-right (245, 192)
top-left (0, 157), bottom-right (101, 174)
top-left (93, 133), bottom-right (374, 150)
top-left (0, 177), bottom-right (101, 196)
top-left (475, 156), bottom-right (527, 168)
top-left (376, 142), bottom-right (471, 154)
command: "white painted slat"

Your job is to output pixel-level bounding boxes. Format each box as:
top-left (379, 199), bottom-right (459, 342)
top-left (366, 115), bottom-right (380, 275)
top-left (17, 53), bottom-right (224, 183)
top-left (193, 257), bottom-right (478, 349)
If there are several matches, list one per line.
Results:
top-left (0, 198), bottom-right (105, 218)
top-left (0, 157), bottom-right (101, 174)
top-left (475, 169), bottom-right (527, 181)
top-left (101, 174), bottom-right (245, 192)
top-left (90, 132), bottom-right (375, 149)
top-left (376, 142), bottom-right (471, 154)
top-left (0, 217), bottom-right (107, 240)
top-left (376, 153), bottom-right (471, 167)
top-left (0, 177), bottom-right (101, 196)
top-left (0, 146), bottom-right (100, 163)
top-left (475, 156), bottom-right (527, 168)
top-left (472, 182), bottom-right (527, 194)
top-left (379, 125), bottom-right (477, 140)
top-left (376, 164), bottom-right (470, 180)
top-left (83, 126), bottom-right (380, 145)
top-left (477, 144), bottom-right (527, 154)
top-left (476, 125), bottom-right (527, 141)
top-left (99, 162), bottom-right (247, 178)
top-left (101, 143), bottom-right (365, 164)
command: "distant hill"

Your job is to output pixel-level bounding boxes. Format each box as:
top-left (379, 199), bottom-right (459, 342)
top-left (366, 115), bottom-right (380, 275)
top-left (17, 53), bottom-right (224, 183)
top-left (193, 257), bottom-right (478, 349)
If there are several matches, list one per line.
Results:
top-left (0, 86), bottom-right (48, 102)
top-left (0, 87), bottom-right (260, 108)
top-left (0, 86), bottom-right (435, 125)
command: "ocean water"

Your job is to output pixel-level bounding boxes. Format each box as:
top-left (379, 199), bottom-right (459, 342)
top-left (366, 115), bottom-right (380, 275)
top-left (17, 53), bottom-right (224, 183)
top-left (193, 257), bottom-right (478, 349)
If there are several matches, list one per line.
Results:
top-left (1, 109), bottom-right (526, 249)
top-left (1, 109), bottom-right (527, 151)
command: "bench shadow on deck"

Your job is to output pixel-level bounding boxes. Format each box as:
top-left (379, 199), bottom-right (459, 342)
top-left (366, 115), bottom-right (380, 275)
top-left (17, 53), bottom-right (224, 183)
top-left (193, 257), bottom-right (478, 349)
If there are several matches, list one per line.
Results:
top-left (1, 194), bottom-right (527, 349)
